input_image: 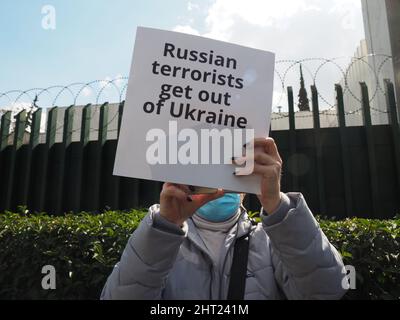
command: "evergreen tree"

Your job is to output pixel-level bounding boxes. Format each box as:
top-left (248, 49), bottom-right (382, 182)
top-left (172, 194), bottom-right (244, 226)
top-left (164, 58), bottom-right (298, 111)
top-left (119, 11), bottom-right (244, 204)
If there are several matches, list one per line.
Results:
top-left (298, 64), bottom-right (310, 111)
top-left (25, 95), bottom-right (38, 132)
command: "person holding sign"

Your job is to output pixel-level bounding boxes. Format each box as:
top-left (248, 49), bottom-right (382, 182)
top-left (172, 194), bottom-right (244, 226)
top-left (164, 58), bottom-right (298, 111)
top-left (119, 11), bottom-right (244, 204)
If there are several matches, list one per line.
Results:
top-left (101, 137), bottom-right (349, 300)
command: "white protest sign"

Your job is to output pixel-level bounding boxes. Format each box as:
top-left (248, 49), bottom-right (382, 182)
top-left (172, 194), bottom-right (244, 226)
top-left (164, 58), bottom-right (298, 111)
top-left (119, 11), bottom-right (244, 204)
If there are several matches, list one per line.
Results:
top-left (114, 27), bottom-right (275, 194)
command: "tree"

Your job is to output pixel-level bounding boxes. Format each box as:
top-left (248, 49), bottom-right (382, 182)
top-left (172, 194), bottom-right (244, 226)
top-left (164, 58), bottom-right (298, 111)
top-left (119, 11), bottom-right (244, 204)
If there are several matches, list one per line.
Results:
top-left (25, 95), bottom-right (38, 132)
top-left (298, 64), bottom-right (310, 111)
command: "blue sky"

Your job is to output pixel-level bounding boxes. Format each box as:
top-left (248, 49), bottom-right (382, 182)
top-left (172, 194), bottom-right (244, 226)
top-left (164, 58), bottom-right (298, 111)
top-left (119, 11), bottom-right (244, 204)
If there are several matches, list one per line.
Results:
top-left (1, 0), bottom-right (366, 109)
top-left (0, 0), bottom-right (200, 90)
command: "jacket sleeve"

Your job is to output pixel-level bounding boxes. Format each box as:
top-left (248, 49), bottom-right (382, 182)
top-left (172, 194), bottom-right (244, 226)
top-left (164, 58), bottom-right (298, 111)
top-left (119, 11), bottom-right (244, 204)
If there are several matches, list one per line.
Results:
top-left (100, 204), bottom-right (187, 300)
top-left (261, 193), bottom-right (349, 300)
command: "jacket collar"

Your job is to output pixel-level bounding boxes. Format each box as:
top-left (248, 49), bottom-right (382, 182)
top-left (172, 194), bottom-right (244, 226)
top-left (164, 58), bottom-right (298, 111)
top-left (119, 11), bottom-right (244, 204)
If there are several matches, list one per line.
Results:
top-left (186, 205), bottom-right (253, 259)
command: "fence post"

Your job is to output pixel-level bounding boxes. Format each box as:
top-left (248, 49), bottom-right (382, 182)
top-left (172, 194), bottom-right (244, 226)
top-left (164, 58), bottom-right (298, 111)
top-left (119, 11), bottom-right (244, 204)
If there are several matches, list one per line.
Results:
top-left (99, 103), bottom-right (109, 146)
top-left (0, 111), bottom-right (11, 151)
top-left (10, 110), bottom-right (29, 208)
top-left (30, 109), bottom-right (42, 147)
top-left (118, 101), bottom-right (124, 136)
top-left (96, 102), bottom-right (109, 210)
top-left (5, 110), bottom-right (27, 210)
top-left (360, 82), bottom-right (379, 218)
top-left (26, 108), bottom-right (42, 210)
top-left (288, 87), bottom-right (296, 131)
top-left (311, 86), bottom-right (321, 129)
top-left (287, 87), bottom-right (298, 191)
top-left (110, 101), bottom-right (126, 209)
top-left (1, 110), bottom-right (26, 209)
top-left (78, 104), bottom-right (92, 211)
top-left (39, 107), bottom-right (58, 213)
top-left (0, 112), bottom-right (12, 211)
top-left (81, 104), bottom-right (91, 146)
top-left (335, 84), bottom-right (353, 217)
top-left (47, 106), bottom-right (73, 215)
top-left (384, 79), bottom-right (400, 198)
top-left (61, 105), bottom-right (76, 214)
top-left (46, 107), bottom-right (58, 148)
top-left (311, 85), bottom-right (326, 215)
top-left (14, 111), bottom-right (27, 149)
top-left (63, 106), bottom-right (74, 147)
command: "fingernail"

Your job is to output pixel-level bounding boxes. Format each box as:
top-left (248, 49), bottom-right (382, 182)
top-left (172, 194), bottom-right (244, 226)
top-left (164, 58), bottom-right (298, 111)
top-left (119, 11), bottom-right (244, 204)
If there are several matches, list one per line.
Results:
top-left (187, 196), bottom-right (193, 202)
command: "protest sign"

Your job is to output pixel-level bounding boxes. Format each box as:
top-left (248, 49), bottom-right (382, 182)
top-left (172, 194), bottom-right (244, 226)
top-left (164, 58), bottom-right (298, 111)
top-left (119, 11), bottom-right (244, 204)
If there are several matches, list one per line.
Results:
top-left (114, 27), bottom-right (275, 194)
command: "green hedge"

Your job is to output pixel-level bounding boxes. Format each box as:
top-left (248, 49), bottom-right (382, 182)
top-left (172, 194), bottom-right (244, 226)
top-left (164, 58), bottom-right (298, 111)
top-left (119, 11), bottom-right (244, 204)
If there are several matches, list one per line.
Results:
top-left (0, 208), bottom-right (399, 300)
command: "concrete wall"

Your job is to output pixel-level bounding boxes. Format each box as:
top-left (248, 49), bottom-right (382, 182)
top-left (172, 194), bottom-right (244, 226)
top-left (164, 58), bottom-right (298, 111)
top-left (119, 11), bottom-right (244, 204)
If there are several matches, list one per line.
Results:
top-left (385, 0), bottom-right (400, 115)
top-left (5, 101), bottom-right (379, 146)
top-left (35, 104), bottom-right (343, 144)
top-left (360, 0), bottom-right (398, 119)
top-left (337, 0), bottom-right (399, 126)
top-left (37, 103), bottom-right (121, 143)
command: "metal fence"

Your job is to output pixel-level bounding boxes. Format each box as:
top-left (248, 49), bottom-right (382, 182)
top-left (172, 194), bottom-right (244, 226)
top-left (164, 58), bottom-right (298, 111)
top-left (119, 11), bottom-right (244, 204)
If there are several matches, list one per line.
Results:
top-left (0, 81), bottom-right (399, 218)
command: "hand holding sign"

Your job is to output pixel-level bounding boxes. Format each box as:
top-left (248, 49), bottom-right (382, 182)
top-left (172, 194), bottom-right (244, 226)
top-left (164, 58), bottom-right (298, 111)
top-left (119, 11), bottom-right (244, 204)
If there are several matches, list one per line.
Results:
top-left (160, 183), bottom-right (224, 226)
top-left (233, 138), bottom-right (282, 214)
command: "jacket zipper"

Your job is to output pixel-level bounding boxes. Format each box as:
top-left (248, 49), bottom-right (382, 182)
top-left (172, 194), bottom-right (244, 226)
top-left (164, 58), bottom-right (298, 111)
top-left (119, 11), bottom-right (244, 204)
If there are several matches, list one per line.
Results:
top-left (187, 238), bottom-right (215, 300)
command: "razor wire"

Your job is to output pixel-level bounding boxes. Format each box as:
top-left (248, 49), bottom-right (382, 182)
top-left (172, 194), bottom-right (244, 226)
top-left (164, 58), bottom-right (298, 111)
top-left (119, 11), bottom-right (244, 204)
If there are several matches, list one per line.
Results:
top-left (0, 54), bottom-right (394, 141)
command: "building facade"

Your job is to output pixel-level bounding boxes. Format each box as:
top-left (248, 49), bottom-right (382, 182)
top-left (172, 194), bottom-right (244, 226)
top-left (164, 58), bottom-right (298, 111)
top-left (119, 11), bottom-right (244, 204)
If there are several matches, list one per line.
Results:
top-left (361, 0), bottom-right (399, 119)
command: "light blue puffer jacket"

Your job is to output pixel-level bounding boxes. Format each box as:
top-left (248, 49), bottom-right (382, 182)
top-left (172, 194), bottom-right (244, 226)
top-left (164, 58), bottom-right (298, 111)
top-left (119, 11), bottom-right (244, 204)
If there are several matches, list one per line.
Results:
top-left (101, 193), bottom-right (348, 300)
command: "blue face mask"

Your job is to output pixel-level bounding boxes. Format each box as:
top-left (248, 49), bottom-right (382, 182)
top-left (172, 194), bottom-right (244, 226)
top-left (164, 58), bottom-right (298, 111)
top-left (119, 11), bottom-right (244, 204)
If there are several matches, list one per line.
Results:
top-left (196, 193), bottom-right (241, 222)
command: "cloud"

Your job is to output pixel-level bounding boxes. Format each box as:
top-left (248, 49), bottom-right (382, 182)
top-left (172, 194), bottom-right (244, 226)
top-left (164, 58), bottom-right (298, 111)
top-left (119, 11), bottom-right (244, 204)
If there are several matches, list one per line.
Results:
top-left (173, 25), bottom-right (200, 36)
top-left (99, 76), bottom-right (113, 89)
top-left (174, 0), bottom-right (366, 108)
top-left (0, 102), bottom-right (32, 114)
top-left (329, 0), bottom-right (363, 30)
top-left (200, 0), bottom-right (364, 57)
top-left (205, 0), bottom-right (321, 33)
top-left (114, 74), bottom-right (125, 88)
top-left (99, 75), bottom-right (126, 89)
top-left (187, 1), bottom-right (200, 12)
top-left (81, 87), bottom-right (92, 97)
